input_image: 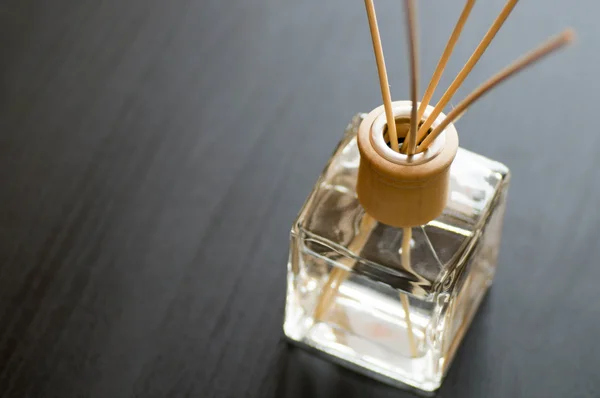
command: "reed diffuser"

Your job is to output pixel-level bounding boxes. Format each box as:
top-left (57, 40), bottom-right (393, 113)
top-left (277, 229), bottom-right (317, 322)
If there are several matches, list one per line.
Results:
top-left (283, 0), bottom-right (573, 392)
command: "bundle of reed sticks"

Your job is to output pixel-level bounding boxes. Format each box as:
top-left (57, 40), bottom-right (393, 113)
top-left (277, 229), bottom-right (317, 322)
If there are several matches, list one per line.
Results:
top-left (314, 0), bottom-right (574, 358)
top-left (366, 0), bottom-right (573, 155)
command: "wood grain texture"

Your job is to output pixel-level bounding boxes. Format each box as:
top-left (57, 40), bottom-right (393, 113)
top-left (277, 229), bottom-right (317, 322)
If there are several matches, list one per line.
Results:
top-left (1, 0), bottom-right (599, 397)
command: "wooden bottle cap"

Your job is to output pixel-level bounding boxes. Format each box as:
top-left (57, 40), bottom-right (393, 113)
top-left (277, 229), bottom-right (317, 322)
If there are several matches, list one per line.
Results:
top-left (356, 101), bottom-right (459, 228)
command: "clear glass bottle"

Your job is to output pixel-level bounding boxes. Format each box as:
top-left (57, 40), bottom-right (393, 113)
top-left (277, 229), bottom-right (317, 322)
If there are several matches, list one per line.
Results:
top-left (283, 106), bottom-right (509, 392)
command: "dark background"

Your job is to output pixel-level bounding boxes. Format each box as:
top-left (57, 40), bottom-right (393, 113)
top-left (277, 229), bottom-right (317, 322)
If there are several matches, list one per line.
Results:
top-left (1, 0), bottom-right (598, 397)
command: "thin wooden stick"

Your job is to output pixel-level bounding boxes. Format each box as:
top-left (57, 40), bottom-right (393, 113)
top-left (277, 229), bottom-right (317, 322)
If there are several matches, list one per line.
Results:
top-left (451, 107), bottom-right (468, 124)
top-left (400, 228), bottom-right (418, 357)
top-left (419, 30), bottom-right (574, 150)
top-left (314, 215), bottom-right (378, 321)
top-left (416, 0), bottom-right (519, 145)
top-left (400, 0), bottom-right (420, 155)
top-left (364, 0), bottom-right (400, 152)
top-left (416, 0), bottom-right (476, 123)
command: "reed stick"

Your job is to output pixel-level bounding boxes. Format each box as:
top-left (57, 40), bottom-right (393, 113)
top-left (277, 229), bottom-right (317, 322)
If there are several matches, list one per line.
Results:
top-left (365, 0), bottom-right (400, 152)
top-left (417, 0), bottom-right (476, 124)
top-left (416, 0), bottom-right (519, 144)
top-left (401, 228), bottom-right (418, 357)
top-left (418, 30), bottom-right (574, 150)
top-left (400, 0), bottom-right (420, 155)
top-left (313, 215), bottom-right (378, 321)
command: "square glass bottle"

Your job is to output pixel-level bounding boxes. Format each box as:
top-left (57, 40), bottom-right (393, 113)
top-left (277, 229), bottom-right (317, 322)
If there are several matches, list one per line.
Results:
top-left (283, 102), bottom-right (510, 392)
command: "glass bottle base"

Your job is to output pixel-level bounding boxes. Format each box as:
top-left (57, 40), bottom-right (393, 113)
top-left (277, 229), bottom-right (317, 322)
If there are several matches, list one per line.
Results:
top-left (283, 235), bottom-right (496, 392)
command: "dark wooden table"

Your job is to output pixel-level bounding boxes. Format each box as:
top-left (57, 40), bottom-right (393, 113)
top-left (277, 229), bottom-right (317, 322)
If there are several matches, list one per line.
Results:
top-left (1, 0), bottom-right (599, 397)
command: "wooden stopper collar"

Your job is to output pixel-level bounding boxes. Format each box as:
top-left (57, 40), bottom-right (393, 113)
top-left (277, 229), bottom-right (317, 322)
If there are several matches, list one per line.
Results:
top-left (357, 101), bottom-right (459, 228)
